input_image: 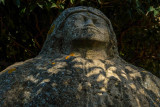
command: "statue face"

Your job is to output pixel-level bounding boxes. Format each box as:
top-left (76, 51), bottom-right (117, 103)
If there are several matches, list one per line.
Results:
top-left (63, 12), bottom-right (110, 42)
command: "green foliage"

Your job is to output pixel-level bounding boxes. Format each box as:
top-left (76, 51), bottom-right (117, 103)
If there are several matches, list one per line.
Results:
top-left (0, 0), bottom-right (160, 77)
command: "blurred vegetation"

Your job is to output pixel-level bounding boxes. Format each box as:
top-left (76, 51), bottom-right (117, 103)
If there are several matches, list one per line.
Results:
top-left (0, 0), bottom-right (160, 77)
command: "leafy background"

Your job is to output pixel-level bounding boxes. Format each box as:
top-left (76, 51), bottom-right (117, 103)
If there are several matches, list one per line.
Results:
top-left (0, 0), bottom-right (160, 77)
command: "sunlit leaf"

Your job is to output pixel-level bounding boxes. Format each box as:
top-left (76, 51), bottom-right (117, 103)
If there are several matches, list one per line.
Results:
top-left (148, 6), bottom-right (155, 12)
top-left (70, 0), bottom-right (74, 4)
top-left (20, 8), bottom-right (26, 14)
top-left (0, 0), bottom-right (5, 5)
top-left (51, 3), bottom-right (57, 8)
top-left (37, 3), bottom-right (43, 9)
top-left (98, 0), bottom-right (101, 4)
top-left (60, 4), bottom-right (64, 9)
top-left (8, 68), bottom-right (16, 74)
top-left (153, 10), bottom-right (159, 16)
top-left (62, 0), bottom-right (66, 4)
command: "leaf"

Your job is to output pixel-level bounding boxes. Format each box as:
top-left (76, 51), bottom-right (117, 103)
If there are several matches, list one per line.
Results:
top-left (136, 0), bottom-right (140, 8)
top-left (149, 6), bottom-right (155, 11)
top-left (98, 0), bottom-right (101, 4)
top-left (120, 51), bottom-right (124, 56)
top-left (153, 10), bottom-right (159, 16)
top-left (148, 6), bottom-right (160, 16)
top-left (48, 24), bottom-right (55, 35)
top-left (137, 8), bottom-right (145, 15)
top-left (56, 0), bottom-right (61, 5)
top-left (37, 3), bottom-right (43, 9)
top-left (0, 0), bottom-right (5, 5)
top-left (51, 3), bottom-right (57, 8)
top-left (80, 0), bottom-right (85, 2)
top-left (20, 8), bottom-right (26, 14)
top-left (148, 6), bottom-right (155, 12)
top-left (70, 0), bottom-right (74, 4)
top-left (60, 4), bottom-right (64, 9)
top-left (16, 0), bottom-right (20, 8)
top-left (62, 0), bottom-right (66, 4)
top-left (8, 68), bottom-right (16, 74)
top-left (29, 5), bottom-right (36, 13)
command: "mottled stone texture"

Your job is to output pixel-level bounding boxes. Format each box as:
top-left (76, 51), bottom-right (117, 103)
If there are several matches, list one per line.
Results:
top-left (0, 6), bottom-right (160, 107)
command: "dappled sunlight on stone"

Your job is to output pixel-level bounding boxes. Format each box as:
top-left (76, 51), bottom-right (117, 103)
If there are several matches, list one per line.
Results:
top-left (128, 83), bottom-right (136, 90)
top-left (86, 68), bottom-right (101, 77)
top-left (25, 75), bottom-right (39, 84)
top-left (138, 88), bottom-right (145, 95)
top-left (143, 75), bottom-right (160, 95)
top-left (92, 60), bottom-right (105, 67)
top-left (107, 66), bottom-right (117, 71)
top-left (96, 74), bottom-right (106, 82)
top-left (120, 70), bottom-right (128, 80)
top-left (77, 83), bottom-right (82, 91)
top-left (36, 65), bottom-right (48, 70)
top-left (125, 66), bottom-right (141, 78)
top-left (129, 72), bottom-right (141, 79)
top-left (72, 62), bottom-right (83, 69)
top-left (23, 91), bottom-right (31, 103)
top-left (125, 66), bottom-right (137, 72)
top-left (100, 87), bottom-right (106, 92)
top-left (47, 67), bottom-right (60, 74)
top-left (106, 66), bottom-right (121, 81)
top-left (51, 83), bottom-right (57, 87)
top-left (105, 60), bottom-right (115, 65)
top-left (36, 88), bottom-right (42, 95)
top-left (40, 79), bottom-right (50, 84)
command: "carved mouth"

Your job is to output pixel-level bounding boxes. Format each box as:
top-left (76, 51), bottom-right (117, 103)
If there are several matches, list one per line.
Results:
top-left (82, 26), bottom-right (101, 33)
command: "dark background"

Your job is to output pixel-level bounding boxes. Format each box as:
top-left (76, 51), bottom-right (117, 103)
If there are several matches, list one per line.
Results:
top-left (0, 0), bottom-right (160, 77)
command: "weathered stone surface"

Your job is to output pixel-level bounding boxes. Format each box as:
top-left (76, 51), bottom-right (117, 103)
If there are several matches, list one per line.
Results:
top-left (0, 6), bottom-right (160, 107)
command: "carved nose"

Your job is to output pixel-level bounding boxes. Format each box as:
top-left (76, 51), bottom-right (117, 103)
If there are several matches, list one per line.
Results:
top-left (85, 19), bottom-right (95, 26)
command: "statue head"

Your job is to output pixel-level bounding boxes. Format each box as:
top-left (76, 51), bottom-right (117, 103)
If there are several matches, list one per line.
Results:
top-left (62, 11), bottom-right (110, 42)
top-left (39, 6), bottom-right (119, 58)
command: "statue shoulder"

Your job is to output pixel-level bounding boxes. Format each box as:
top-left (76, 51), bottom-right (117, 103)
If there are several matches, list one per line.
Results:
top-left (0, 58), bottom-right (34, 75)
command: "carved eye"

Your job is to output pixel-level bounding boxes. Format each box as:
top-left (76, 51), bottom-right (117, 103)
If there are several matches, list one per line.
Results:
top-left (93, 19), bottom-right (101, 25)
top-left (83, 16), bottom-right (87, 22)
top-left (79, 15), bottom-right (85, 21)
top-left (93, 19), bottom-right (97, 23)
top-left (73, 14), bottom-right (84, 21)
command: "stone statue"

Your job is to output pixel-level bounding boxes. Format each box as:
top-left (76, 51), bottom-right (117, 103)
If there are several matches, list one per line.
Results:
top-left (0, 6), bottom-right (160, 107)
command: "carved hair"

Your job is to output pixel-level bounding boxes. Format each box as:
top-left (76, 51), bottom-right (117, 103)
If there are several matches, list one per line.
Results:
top-left (39, 6), bottom-right (119, 58)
